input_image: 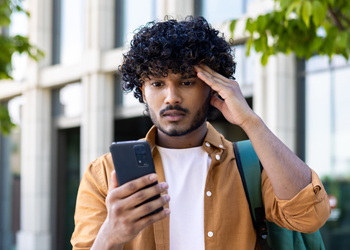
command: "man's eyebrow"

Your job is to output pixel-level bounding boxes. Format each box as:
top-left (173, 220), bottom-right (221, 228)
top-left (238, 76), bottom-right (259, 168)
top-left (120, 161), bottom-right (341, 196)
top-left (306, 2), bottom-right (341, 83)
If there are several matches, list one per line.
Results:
top-left (180, 74), bottom-right (197, 79)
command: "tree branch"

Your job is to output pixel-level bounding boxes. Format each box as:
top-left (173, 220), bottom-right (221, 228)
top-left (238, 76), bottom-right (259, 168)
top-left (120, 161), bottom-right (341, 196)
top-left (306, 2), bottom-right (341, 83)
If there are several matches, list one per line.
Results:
top-left (327, 5), bottom-right (345, 31)
top-left (337, 11), bottom-right (350, 28)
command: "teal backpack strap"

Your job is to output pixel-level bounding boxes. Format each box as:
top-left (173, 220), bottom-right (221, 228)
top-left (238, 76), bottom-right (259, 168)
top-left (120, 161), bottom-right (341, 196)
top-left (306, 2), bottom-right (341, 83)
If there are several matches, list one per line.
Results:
top-left (233, 140), bottom-right (270, 250)
top-left (234, 140), bottom-right (326, 250)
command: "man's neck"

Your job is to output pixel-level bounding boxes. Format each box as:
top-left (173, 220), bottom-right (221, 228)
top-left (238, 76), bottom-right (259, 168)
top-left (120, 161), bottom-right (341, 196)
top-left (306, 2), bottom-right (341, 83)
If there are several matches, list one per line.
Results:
top-left (156, 122), bottom-right (208, 149)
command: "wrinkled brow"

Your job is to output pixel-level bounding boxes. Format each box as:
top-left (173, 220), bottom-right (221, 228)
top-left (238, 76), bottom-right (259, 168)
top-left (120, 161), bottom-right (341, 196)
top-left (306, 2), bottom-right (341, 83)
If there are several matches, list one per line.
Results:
top-left (147, 74), bottom-right (197, 80)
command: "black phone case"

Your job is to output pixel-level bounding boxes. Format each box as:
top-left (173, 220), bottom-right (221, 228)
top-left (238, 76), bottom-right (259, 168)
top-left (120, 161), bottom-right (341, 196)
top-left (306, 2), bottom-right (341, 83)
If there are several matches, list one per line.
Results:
top-left (109, 140), bottom-right (163, 217)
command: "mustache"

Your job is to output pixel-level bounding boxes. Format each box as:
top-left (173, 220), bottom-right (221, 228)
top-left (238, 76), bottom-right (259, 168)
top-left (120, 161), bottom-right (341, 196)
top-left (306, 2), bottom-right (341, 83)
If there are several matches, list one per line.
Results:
top-left (159, 105), bottom-right (190, 116)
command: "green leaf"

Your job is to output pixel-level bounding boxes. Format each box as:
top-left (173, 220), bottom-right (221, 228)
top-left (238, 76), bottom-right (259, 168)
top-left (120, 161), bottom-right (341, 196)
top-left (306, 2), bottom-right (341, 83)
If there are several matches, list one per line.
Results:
top-left (0, 16), bottom-right (11, 26)
top-left (285, 2), bottom-right (299, 19)
top-left (230, 19), bottom-right (237, 39)
top-left (246, 38), bottom-right (253, 56)
top-left (0, 105), bottom-right (16, 135)
top-left (310, 37), bottom-right (324, 51)
top-left (280, 0), bottom-right (294, 10)
top-left (261, 52), bottom-right (269, 65)
top-left (15, 5), bottom-right (23, 12)
top-left (254, 35), bottom-right (268, 52)
top-left (302, 1), bottom-right (312, 28)
top-left (336, 32), bottom-right (348, 48)
top-left (312, 1), bottom-right (326, 26)
top-left (257, 15), bottom-right (268, 33)
top-left (296, 3), bottom-right (302, 16)
top-left (245, 18), bottom-right (256, 35)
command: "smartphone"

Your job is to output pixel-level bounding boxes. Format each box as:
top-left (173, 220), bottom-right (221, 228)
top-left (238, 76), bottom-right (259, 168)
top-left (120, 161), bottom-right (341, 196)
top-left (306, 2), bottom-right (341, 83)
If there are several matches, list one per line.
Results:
top-left (109, 140), bottom-right (163, 217)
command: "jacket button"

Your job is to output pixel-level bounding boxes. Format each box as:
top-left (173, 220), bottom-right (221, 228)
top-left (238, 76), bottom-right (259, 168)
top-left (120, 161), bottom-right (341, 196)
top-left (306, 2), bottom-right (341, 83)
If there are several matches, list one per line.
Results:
top-left (208, 231), bottom-right (214, 237)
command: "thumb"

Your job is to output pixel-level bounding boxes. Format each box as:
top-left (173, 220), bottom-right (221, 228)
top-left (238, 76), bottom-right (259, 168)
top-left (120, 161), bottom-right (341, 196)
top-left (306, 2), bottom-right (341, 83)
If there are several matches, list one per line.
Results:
top-left (210, 95), bottom-right (224, 111)
top-left (109, 170), bottom-right (118, 192)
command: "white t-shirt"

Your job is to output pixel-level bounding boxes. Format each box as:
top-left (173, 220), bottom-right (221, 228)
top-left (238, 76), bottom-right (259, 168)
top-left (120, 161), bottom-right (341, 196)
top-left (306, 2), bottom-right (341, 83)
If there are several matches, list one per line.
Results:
top-left (156, 146), bottom-right (211, 250)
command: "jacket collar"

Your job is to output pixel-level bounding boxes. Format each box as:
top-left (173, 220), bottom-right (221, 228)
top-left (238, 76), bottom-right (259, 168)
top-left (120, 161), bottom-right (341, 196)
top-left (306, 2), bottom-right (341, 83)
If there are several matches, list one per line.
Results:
top-left (143, 121), bottom-right (226, 153)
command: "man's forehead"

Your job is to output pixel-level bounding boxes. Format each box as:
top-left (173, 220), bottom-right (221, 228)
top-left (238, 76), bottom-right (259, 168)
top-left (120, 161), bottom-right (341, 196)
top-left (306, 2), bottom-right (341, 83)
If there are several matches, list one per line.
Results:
top-left (147, 70), bottom-right (197, 80)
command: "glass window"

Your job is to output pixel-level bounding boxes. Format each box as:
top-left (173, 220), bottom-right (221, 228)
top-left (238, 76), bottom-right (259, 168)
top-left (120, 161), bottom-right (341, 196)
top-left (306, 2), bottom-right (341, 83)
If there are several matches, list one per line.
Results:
top-left (304, 55), bottom-right (350, 178)
top-left (300, 55), bottom-right (350, 250)
top-left (305, 72), bottom-right (331, 177)
top-left (202, 0), bottom-right (243, 24)
top-left (53, 0), bottom-right (85, 65)
top-left (55, 127), bottom-right (80, 250)
top-left (305, 56), bottom-right (330, 72)
top-left (114, 74), bottom-right (124, 107)
top-left (114, 0), bottom-right (124, 48)
top-left (122, 0), bottom-right (157, 47)
top-left (233, 44), bottom-right (255, 86)
top-left (306, 55), bottom-right (350, 73)
top-left (52, 82), bottom-right (82, 118)
top-left (9, 0), bottom-right (28, 81)
top-left (0, 96), bottom-right (23, 249)
top-left (200, 0), bottom-right (257, 25)
top-left (333, 69), bottom-right (350, 175)
top-left (123, 90), bottom-right (142, 107)
top-left (114, 73), bottom-right (142, 108)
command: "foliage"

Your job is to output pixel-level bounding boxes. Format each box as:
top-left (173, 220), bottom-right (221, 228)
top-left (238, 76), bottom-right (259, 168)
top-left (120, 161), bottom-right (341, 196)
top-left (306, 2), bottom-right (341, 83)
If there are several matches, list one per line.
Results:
top-left (0, 105), bottom-right (14, 134)
top-left (230, 0), bottom-right (350, 65)
top-left (0, 0), bottom-right (44, 135)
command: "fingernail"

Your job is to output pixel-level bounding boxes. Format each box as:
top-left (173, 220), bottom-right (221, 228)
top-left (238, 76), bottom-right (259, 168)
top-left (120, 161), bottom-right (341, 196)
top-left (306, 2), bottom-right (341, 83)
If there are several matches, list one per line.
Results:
top-left (165, 209), bottom-right (170, 216)
top-left (161, 182), bottom-right (168, 190)
top-left (149, 174), bottom-right (157, 182)
top-left (164, 195), bottom-right (170, 201)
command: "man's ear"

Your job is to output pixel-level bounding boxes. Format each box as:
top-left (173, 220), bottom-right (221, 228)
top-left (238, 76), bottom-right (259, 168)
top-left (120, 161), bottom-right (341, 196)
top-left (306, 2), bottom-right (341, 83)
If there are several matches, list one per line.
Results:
top-left (140, 85), bottom-right (147, 103)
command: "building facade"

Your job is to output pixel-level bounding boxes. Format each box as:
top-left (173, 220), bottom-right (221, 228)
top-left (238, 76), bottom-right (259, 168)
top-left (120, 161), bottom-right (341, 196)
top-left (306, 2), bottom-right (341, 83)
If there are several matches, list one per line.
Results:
top-left (0, 0), bottom-right (349, 249)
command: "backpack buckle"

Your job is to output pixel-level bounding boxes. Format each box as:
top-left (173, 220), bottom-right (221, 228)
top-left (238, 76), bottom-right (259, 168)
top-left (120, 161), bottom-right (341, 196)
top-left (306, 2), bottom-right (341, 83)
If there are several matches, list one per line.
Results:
top-left (257, 220), bottom-right (268, 239)
top-left (255, 207), bottom-right (268, 240)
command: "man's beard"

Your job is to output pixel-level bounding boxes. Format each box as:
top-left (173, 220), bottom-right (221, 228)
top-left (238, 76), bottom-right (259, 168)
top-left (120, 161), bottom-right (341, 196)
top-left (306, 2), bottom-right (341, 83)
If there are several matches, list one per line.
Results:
top-left (146, 93), bottom-right (211, 137)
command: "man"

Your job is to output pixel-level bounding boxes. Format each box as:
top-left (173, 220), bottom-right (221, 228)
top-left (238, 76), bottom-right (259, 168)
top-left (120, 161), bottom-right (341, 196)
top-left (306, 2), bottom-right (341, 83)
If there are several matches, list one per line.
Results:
top-left (71, 17), bottom-right (330, 250)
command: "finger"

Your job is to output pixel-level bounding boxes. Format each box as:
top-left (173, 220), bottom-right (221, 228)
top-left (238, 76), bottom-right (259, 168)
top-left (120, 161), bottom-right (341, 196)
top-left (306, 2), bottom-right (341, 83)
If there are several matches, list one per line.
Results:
top-left (132, 195), bottom-right (170, 222)
top-left (123, 182), bottom-right (169, 209)
top-left (114, 174), bottom-right (159, 199)
top-left (195, 65), bottom-right (231, 85)
top-left (197, 70), bottom-right (229, 94)
top-left (198, 64), bottom-right (233, 83)
top-left (195, 66), bottom-right (230, 88)
top-left (133, 208), bottom-right (170, 232)
top-left (109, 170), bottom-right (118, 192)
top-left (210, 94), bottom-right (225, 111)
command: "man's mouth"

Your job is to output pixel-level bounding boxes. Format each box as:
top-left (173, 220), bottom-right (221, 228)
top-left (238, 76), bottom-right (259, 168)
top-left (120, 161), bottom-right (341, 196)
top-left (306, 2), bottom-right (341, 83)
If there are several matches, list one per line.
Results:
top-left (162, 110), bottom-right (186, 121)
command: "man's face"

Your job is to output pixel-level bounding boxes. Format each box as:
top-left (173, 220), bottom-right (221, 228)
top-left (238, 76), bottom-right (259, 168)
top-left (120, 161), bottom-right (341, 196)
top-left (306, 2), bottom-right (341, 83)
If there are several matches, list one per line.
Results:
top-left (141, 72), bottom-right (211, 137)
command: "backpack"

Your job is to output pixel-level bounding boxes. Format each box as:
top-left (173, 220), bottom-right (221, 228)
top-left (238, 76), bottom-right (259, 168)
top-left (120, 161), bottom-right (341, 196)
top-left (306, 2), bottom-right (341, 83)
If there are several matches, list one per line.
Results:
top-left (233, 140), bottom-right (326, 250)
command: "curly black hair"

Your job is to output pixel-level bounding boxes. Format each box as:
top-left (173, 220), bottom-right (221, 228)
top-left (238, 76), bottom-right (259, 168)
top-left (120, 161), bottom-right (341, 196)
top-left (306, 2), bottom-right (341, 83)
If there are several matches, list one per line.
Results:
top-left (119, 16), bottom-right (236, 119)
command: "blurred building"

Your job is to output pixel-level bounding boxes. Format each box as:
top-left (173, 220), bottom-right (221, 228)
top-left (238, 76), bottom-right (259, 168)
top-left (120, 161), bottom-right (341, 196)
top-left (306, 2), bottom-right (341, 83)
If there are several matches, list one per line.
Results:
top-left (0, 0), bottom-right (349, 249)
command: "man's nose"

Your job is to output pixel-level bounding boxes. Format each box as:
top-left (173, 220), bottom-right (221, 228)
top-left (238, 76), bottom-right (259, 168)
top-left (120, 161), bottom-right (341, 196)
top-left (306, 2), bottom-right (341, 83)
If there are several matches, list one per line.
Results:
top-left (164, 85), bottom-right (182, 105)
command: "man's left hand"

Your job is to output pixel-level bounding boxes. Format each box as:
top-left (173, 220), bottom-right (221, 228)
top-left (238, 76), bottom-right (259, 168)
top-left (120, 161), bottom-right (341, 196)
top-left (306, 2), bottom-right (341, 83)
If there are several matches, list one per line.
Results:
top-left (194, 64), bottom-right (256, 129)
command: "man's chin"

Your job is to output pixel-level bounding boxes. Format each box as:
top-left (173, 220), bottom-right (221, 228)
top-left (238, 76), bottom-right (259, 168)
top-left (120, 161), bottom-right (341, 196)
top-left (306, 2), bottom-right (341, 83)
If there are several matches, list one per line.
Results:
top-left (157, 121), bottom-right (206, 137)
top-left (158, 125), bottom-right (190, 137)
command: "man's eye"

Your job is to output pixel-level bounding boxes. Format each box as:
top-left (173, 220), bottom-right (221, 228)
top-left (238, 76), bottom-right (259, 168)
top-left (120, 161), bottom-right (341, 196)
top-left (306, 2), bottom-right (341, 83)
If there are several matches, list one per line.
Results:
top-left (182, 81), bottom-right (194, 86)
top-left (151, 82), bottom-right (163, 87)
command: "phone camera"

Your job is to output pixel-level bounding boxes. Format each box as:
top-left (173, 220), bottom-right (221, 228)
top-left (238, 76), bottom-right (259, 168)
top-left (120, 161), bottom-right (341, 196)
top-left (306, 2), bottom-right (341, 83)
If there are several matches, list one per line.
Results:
top-left (133, 145), bottom-right (149, 167)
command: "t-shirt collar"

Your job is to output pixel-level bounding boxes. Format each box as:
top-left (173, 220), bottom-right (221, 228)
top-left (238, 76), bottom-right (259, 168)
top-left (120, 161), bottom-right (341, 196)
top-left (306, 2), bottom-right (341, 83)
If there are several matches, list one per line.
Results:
top-left (143, 122), bottom-right (226, 153)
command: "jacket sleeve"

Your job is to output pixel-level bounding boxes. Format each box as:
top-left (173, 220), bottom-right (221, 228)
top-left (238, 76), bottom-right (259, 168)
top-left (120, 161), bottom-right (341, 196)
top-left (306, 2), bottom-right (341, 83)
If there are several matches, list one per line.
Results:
top-left (71, 158), bottom-right (110, 250)
top-left (262, 169), bottom-right (331, 233)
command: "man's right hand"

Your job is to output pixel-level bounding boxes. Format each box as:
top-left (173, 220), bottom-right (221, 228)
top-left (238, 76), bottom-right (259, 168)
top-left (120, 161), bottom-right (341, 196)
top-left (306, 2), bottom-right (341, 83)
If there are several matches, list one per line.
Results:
top-left (92, 171), bottom-right (170, 250)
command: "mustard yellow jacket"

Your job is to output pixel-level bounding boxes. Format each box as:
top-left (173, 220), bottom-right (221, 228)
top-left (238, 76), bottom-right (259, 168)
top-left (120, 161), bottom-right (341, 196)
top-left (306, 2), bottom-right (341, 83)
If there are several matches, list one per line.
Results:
top-left (71, 123), bottom-right (330, 250)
